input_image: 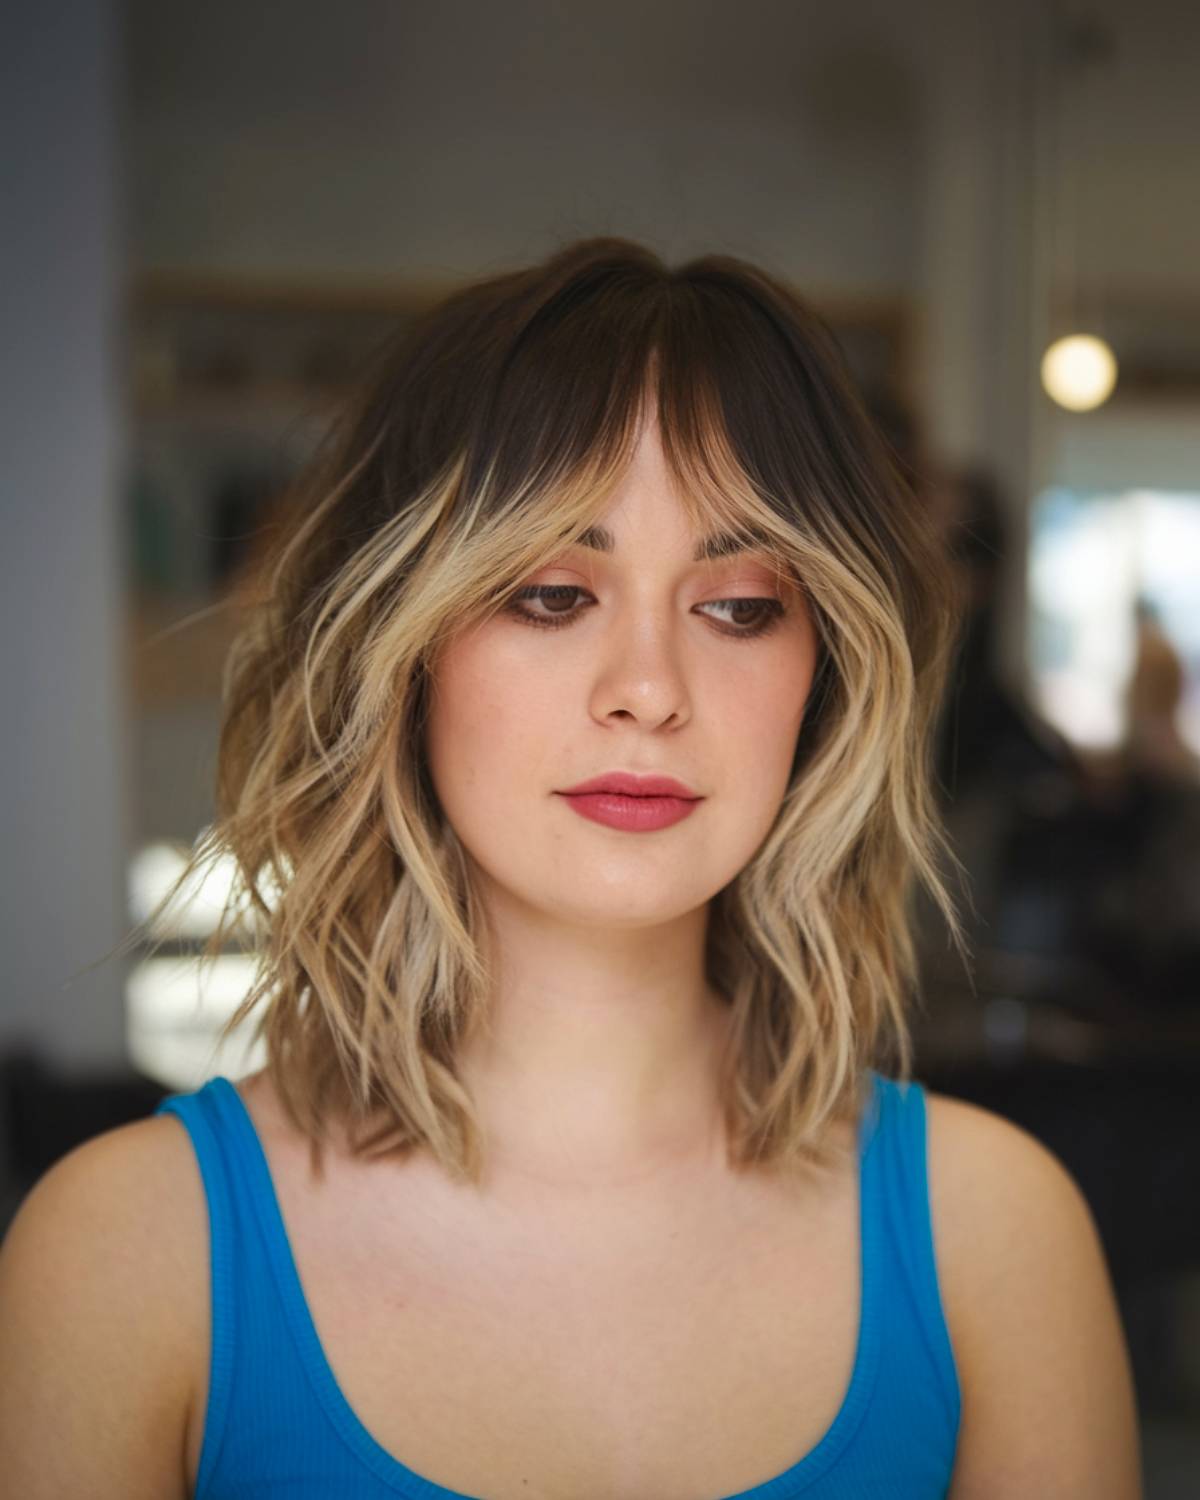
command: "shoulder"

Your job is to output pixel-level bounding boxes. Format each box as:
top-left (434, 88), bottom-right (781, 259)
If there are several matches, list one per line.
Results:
top-left (1, 1110), bottom-right (210, 1295)
top-left (0, 1110), bottom-right (208, 1305)
top-left (0, 1114), bottom-right (206, 1499)
top-left (922, 1089), bottom-right (1143, 1499)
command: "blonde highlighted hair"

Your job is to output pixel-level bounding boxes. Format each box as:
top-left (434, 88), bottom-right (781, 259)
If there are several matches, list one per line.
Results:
top-left (141, 236), bottom-right (971, 1186)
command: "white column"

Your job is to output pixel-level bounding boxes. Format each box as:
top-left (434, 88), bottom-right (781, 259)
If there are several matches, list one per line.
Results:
top-left (0, 0), bottom-right (131, 1071)
top-left (916, 0), bottom-right (1048, 695)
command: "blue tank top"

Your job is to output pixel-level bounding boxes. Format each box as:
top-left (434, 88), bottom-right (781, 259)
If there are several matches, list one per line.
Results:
top-left (155, 1067), bottom-right (960, 1498)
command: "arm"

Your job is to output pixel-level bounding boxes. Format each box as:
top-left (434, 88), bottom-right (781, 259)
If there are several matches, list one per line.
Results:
top-left (926, 1093), bottom-right (1143, 1500)
top-left (0, 1117), bottom-right (201, 1500)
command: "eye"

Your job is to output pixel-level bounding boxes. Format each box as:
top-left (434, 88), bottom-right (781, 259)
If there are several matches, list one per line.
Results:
top-left (504, 585), bottom-right (786, 640)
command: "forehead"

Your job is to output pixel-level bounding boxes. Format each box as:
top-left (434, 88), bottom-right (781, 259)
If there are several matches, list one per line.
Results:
top-left (547, 384), bottom-right (789, 573)
top-left (570, 523), bottom-right (775, 565)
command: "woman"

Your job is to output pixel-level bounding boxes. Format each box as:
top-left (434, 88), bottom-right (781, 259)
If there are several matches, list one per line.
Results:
top-left (0, 238), bottom-right (1141, 1498)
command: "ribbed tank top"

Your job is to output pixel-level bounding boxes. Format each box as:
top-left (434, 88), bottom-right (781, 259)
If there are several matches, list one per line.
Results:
top-left (155, 1067), bottom-right (960, 1498)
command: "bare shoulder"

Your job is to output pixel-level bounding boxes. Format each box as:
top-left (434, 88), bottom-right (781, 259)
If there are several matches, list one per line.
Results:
top-left (923, 1090), bottom-right (1143, 1499)
top-left (0, 1110), bottom-right (208, 1321)
top-left (2, 1110), bottom-right (210, 1306)
top-left (0, 1114), bottom-right (207, 1499)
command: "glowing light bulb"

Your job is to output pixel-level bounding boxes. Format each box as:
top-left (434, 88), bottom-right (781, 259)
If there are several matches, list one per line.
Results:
top-left (1040, 334), bottom-right (1118, 412)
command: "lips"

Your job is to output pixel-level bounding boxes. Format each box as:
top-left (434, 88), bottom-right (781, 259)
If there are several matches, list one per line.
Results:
top-left (557, 772), bottom-right (701, 799)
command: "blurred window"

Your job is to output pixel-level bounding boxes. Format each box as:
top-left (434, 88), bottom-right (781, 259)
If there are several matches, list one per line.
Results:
top-left (125, 834), bottom-right (268, 1089)
top-left (1029, 487), bottom-right (1200, 752)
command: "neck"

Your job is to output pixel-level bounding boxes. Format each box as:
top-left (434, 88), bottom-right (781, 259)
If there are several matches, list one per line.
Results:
top-left (454, 885), bottom-right (735, 1195)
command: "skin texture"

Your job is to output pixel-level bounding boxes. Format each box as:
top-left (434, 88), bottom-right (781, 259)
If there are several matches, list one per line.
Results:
top-left (423, 403), bottom-right (820, 1194)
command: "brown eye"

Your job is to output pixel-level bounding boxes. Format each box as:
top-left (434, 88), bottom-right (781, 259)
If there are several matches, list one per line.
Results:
top-left (506, 585), bottom-right (585, 629)
top-left (699, 598), bottom-right (786, 636)
top-left (506, 586), bottom-right (786, 640)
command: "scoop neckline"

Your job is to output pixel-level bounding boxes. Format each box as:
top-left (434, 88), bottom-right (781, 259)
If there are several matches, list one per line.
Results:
top-left (208, 1069), bottom-right (885, 1499)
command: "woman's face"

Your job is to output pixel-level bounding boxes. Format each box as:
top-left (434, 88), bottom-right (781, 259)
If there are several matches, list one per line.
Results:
top-left (423, 417), bottom-right (821, 931)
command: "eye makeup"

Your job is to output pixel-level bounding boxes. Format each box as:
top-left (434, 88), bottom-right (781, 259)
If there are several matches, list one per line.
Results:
top-left (505, 584), bottom-right (788, 640)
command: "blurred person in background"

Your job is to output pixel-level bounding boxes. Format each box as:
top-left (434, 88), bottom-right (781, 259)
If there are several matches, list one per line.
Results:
top-left (1122, 598), bottom-right (1200, 785)
top-left (863, 403), bottom-right (1092, 998)
top-left (1075, 598), bottom-right (1200, 1007)
top-left (933, 463), bottom-right (1093, 989)
top-left (893, 421), bottom-right (1200, 1025)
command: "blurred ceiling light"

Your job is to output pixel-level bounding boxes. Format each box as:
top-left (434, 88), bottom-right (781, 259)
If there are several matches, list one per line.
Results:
top-left (1041, 332), bottom-right (1118, 411)
top-left (1038, 9), bottom-right (1120, 415)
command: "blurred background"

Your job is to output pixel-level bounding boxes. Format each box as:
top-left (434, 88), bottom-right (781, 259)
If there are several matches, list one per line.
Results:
top-left (2, 0), bottom-right (1198, 1490)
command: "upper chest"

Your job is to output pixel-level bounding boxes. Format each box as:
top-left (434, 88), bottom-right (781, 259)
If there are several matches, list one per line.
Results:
top-left (183, 1079), bottom-right (866, 1500)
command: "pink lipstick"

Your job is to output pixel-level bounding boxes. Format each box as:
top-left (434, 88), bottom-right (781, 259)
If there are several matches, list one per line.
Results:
top-left (555, 771), bottom-right (703, 832)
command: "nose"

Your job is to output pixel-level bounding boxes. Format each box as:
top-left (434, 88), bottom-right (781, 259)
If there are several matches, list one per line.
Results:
top-left (590, 608), bottom-right (693, 728)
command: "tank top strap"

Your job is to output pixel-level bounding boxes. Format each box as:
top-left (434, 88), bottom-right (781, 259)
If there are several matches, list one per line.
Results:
top-left (865, 1072), bottom-right (961, 1439)
top-left (154, 1080), bottom-right (242, 1498)
top-left (157, 1076), bottom-right (422, 1499)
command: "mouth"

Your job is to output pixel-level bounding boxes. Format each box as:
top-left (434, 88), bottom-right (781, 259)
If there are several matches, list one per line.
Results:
top-left (557, 772), bottom-right (701, 800)
top-left (555, 782), bottom-right (703, 832)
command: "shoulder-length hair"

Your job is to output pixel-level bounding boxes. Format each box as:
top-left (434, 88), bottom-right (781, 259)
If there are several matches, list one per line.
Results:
top-left (143, 236), bottom-right (970, 1186)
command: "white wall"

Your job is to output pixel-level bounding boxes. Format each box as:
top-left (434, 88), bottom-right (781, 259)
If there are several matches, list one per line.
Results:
top-left (125, 0), bottom-right (926, 292)
top-left (0, 0), bottom-right (131, 1071)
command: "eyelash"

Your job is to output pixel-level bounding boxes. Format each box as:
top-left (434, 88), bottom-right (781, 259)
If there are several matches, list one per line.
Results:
top-left (505, 585), bottom-right (787, 640)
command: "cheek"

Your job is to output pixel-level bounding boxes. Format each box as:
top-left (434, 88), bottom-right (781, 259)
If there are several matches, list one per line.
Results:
top-left (718, 634), bottom-right (818, 750)
top-left (424, 634), bottom-right (560, 804)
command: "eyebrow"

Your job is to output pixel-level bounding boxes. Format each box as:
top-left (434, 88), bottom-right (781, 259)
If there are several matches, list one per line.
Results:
top-left (571, 524), bottom-right (772, 563)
